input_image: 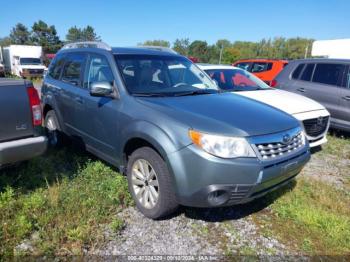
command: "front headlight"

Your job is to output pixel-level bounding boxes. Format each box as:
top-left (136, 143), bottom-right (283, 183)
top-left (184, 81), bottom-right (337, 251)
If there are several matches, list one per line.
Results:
top-left (189, 130), bottom-right (256, 158)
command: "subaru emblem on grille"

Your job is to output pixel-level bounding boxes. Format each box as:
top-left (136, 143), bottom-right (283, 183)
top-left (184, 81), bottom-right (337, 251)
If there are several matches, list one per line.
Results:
top-left (282, 134), bottom-right (291, 144)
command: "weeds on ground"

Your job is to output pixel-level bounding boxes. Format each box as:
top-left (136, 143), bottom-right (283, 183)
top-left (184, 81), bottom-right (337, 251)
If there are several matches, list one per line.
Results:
top-left (255, 178), bottom-right (350, 255)
top-left (0, 147), bottom-right (132, 257)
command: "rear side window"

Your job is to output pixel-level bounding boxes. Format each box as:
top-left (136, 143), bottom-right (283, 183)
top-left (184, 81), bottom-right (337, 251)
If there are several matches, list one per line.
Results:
top-left (291, 64), bottom-right (304, 79)
top-left (300, 64), bottom-right (315, 81)
top-left (61, 53), bottom-right (86, 86)
top-left (251, 62), bottom-right (273, 73)
top-left (48, 54), bottom-right (65, 80)
top-left (235, 62), bottom-right (252, 71)
top-left (312, 63), bottom-right (346, 86)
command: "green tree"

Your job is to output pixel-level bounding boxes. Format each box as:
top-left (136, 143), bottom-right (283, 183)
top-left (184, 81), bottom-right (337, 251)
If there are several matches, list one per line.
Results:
top-left (66, 25), bottom-right (100, 43)
top-left (9, 23), bottom-right (31, 44)
top-left (0, 37), bottom-right (12, 47)
top-left (82, 25), bottom-right (101, 41)
top-left (139, 40), bottom-right (170, 47)
top-left (172, 38), bottom-right (190, 55)
top-left (222, 47), bottom-right (241, 64)
top-left (31, 20), bottom-right (62, 53)
top-left (66, 26), bottom-right (82, 42)
top-left (188, 40), bottom-right (210, 62)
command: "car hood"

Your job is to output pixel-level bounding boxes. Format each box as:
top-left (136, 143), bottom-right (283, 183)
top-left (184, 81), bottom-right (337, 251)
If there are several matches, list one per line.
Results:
top-left (235, 89), bottom-right (325, 115)
top-left (136, 92), bottom-right (299, 137)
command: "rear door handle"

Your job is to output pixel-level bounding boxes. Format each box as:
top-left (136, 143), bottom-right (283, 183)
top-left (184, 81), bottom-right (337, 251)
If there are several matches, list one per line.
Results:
top-left (297, 88), bottom-right (305, 93)
top-left (342, 96), bottom-right (350, 101)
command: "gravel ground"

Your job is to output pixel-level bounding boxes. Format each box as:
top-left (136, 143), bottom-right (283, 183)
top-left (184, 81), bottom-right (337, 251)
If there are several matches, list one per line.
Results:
top-left (94, 206), bottom-right (287, 257)
top-left (92, 147), bottom-right (349, 257)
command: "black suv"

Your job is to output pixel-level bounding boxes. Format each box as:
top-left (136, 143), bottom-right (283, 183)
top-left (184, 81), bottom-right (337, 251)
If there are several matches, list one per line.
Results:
top-left (275, 59), bottom-right (350, 132)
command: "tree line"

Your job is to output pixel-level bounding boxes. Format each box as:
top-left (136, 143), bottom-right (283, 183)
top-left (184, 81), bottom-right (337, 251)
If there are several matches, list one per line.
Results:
top-left (0, 21), bottom-right (314, 64)
top-left (141, 37), bottom-right (314, 63)
top-left (0, 21), bottom-right (101, 54)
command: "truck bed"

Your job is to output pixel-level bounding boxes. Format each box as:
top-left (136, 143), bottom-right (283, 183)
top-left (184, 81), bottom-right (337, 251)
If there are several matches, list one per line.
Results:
top-left (0, 79), bottom-right (35, 143)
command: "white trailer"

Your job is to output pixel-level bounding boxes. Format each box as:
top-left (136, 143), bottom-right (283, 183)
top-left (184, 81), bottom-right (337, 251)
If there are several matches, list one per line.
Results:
top-left (312, 39), bottom-right (350, 59)
top-left (2, 45), bottom-right (47, 78)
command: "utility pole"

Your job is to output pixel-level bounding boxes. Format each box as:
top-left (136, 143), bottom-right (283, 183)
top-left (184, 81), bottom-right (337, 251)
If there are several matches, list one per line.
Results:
top-left (304, 44), bottom-right (309, 58)
top-left (219, 45), bottom-right (223, 64)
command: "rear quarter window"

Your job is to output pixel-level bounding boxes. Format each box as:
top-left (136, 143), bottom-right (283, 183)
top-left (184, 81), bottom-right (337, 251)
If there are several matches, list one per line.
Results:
top-left (291, 63), bottom-right (305, 79)
top-left (312, 63), bottom-right (346, 86)
top-left (48, 54), bottom-right (66, 80)
top-left (300, 64), bottom-right (315, 81)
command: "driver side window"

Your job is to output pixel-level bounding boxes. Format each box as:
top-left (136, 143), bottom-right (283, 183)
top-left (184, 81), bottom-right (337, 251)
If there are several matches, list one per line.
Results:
top-left (85, 54), bottom-right (114, 89)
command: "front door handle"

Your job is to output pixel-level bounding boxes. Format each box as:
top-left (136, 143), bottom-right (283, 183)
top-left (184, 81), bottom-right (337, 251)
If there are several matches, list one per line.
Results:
top-left (75, 96), bottom-right (84, 104)
top-left (297, 88), bottom-right (305, 93)
top-left (342, 96), bottom-right (350, 101)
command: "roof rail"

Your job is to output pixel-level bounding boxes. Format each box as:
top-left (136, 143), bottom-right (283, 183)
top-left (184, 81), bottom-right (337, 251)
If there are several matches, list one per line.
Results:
top-left (61, 41), bottom-right (112, 51)
top-left (139, 45), bottom-right (178, 54)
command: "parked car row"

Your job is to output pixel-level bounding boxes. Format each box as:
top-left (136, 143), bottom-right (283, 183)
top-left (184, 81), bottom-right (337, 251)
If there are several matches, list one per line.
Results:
top-left (233, 57), bottom-right (350, 133)
top-left (4, 41), bottom-right (346, 220)
top-left (275, 59), bottom-right (350, 132)
top-left (198, 64), bottom-right (330, 148)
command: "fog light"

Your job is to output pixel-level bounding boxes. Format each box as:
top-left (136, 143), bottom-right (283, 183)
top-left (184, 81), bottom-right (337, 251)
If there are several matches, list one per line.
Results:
top-left (208, 190), bottom-right (229, 206)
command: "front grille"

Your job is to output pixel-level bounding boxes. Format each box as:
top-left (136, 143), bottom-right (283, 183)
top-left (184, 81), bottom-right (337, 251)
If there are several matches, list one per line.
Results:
top-left (255, 132), bottom-right (304, 160)
top-left (303, 116), bottom-right (329, 137)
top-left (229, 185), bottom-right (252, 203)
top-left (28, 69), bottom-right (44, 74)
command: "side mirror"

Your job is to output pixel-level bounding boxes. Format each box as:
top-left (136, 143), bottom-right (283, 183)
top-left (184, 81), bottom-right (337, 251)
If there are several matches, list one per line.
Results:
top-left (90, 81), bottom-right (114, 97)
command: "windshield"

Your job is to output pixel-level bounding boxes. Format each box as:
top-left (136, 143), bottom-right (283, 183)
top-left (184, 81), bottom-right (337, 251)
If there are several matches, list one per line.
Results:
top-left (115, 55), bottom-right (218, 96)
top-left (204, 68), bottom-right (271, 92)
top-left (20, 58), bottom-right (41, 65)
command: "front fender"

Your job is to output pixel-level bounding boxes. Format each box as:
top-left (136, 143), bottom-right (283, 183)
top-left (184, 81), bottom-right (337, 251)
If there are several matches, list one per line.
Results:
top-left (120, 120), bottom-right (189, 160)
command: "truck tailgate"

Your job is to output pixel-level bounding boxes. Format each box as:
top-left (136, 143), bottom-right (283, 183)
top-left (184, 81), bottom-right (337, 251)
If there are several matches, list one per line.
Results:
top-left (0, 79), bottom-right (34, 142)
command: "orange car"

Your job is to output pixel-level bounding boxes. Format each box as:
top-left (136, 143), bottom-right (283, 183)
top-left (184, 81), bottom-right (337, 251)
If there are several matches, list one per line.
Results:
top-left (232, 59), bottom-right (288, 86)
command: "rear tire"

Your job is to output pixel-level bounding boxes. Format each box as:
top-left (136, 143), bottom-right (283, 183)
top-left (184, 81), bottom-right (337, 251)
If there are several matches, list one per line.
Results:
top-left (127, 147), bottom-right (179, 219)
top-left (44, 110), bottom-right (67, 148)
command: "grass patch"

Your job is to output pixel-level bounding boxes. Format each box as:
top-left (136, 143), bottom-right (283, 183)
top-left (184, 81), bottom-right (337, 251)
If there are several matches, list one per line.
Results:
top-left (319, 134), bottom-right (350, 159)
top-left (0, 147), bottom-right (132, 257)
top-left (255, 178), bottom-right (350, 255)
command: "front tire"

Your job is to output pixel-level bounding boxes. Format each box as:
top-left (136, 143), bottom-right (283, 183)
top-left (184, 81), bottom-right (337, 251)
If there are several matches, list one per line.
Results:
top-left (127, 147), bottom-right (178, 219)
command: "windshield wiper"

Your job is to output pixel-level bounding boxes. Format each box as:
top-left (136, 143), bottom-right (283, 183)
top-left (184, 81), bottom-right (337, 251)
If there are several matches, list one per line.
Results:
top-left (173, 90), bottom-right (217, 97)
top-left (132, 92), bottom-right (167, 97)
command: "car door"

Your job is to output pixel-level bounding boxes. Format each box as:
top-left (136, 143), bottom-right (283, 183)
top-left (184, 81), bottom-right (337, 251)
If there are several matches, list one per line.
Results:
top-left (338, 65), bottom-right (350, 128)
top-left (58, 52), bottom-right (87, 135)
top-left (76, 52), bottom-right (121, 163)
top-left (293, 63), bottom-right (344, 122)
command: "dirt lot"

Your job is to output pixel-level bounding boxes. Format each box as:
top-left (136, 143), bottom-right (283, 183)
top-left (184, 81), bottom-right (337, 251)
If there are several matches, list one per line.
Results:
top-left (1, 133), bottom-right (349, 258)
